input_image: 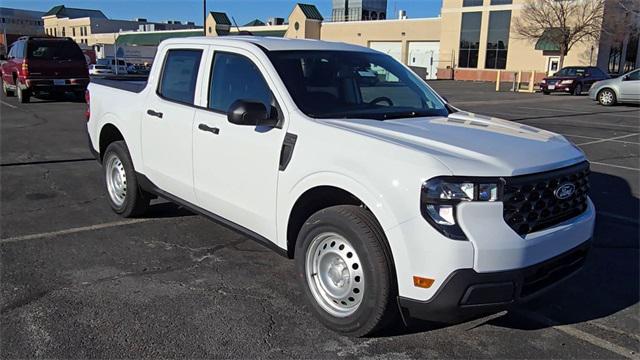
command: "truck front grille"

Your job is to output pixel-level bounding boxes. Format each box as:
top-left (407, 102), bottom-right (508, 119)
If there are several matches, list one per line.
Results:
top-left (503, 161), bottom-right (590, 236)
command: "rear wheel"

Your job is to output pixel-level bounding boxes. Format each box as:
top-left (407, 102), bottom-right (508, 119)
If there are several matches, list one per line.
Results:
top-left (597, 88), bottom-right (617, 106)
top-left (542, 91), bottom-right (550, 95)
top-left (103, 141), bottom-right (150, 217)
top-left (16, 79), bottom-right (30, 103)
top-left (295, 205), bottom-right (398, 337)
top-left (573, 83), bottom-right (583, 96)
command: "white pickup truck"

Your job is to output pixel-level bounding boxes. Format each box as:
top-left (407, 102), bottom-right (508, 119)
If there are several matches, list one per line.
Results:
top-left (86, 37), bottom-right (595, 336)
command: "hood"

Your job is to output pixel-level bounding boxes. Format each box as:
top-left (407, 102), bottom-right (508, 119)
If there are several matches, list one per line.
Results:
top-left (323, 111), bottom-right (586, 177)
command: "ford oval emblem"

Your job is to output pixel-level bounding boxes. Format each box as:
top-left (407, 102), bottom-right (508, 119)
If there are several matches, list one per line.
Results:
top-left (554, 183), bottom-right (576, 200)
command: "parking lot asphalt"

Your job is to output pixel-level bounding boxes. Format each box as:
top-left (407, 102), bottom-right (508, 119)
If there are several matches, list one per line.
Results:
top-left (1, 82), bottom-right (638, 359)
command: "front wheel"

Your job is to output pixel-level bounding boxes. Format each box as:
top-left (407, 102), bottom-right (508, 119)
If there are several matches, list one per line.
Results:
top-left (103, 141), bottom-right (150, 217)
top-left (295, 205), bottom-right (398, 337)
top-left (597, 88), bottom-right (617, 106)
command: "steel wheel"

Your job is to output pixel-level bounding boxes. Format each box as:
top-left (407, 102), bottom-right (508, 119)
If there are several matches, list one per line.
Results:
top-left (305, 232), bottom-right (365, 318)
top-left (105, 153), bottom-right (127, 207)
top-left (598, 89), bottom-right (616, 106)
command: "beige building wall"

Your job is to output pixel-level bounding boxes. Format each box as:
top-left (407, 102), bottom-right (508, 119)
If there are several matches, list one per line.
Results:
top-left (43, 16), bottom-right (94, 45)
top-left (321, 18), bottom-right (441, 63)
top-left (439, 0), bottom-right (600, 80)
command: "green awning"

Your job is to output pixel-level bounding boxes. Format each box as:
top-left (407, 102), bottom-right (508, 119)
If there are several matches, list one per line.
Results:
top-left (535, 28), bottom-right (565, 51)
top-left (115, 30), bottom-right (204, 47)
top-left (229, 29), bottom-right (287, 37)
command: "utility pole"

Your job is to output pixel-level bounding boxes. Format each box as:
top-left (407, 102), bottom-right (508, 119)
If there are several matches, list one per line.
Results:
top-left (203, 0), bottom-right (207, 36)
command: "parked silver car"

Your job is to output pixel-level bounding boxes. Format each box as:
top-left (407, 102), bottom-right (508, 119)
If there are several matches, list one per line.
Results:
top-left (589, 69), bottom-right (640, 106)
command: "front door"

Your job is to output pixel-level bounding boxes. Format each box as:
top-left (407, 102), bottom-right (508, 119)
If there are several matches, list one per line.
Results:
top-left (141, 46), bottom-right (207, 203)
top-left (620, 69), bottom-right (640, 101)
top-left (547, 56), bottom-right (560, 76)
top-left (192, 48), bottom-right (287, 240)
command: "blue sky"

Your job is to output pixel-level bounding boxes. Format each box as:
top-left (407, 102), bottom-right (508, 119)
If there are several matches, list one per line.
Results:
top-left (2, 0), bottom-right (443, 25)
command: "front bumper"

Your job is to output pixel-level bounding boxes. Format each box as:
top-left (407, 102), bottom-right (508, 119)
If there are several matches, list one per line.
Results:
top-left (399, 239), bottom-right (590, 323)
top-left (540, 83), bottom-right (575, 93)
top-left (24, 78), bottom-right (90, 91)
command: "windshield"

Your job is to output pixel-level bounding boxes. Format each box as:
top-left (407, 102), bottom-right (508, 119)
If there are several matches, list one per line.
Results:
top-left (555, 67), bottom-right (587, 77)
top-left (269, 50), bottom-right (449, 120)
top-left (27, 40), bottom-right (84, 61)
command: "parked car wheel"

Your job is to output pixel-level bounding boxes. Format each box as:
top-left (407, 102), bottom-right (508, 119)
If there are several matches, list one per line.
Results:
top-left (542, 91), bottom-right (550, 95)
top-left (16, 79), bottom-right (30, 103)
top-left (573, 83), bottom-right (583, 96)
top-left (597, 88), bottom-right (617, 106)
top-left (103, 141), bottom-right (150, 217)
top-left (295, 205), bottom-right (398, 337)
top-left (1, 76), bottom-right (13, 97)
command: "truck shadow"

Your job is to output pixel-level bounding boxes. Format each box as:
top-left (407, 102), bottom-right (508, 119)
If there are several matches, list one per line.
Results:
top-left (379, 171), bottom-right (639, 337)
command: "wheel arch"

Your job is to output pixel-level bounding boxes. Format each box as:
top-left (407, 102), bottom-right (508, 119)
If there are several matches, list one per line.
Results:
top-left (99, 123), bottom-right (125, 162)
top-left (284, 176), bottom-right (400, 261)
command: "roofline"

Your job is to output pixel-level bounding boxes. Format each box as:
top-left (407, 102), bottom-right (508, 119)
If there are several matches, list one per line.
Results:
top-left (324, 16), bottom-right (441, 25)
top-left (118, 28), bottom-right (204, 35)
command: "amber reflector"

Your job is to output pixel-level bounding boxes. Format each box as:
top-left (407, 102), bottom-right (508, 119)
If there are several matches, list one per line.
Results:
top-left (413, 276), bottom-right (435, 288)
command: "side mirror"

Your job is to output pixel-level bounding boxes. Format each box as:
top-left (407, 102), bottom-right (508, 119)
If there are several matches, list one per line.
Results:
top-left (227, 100), bottom-right (278, 127)
top-left (622, 75), bottom-right (630, 81)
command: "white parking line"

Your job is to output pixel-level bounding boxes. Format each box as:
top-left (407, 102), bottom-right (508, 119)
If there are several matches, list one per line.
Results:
top-left (590, 161), bottom-right (640, 172)
top-left (515, 310), bottom-right (639, 359)
top-left (519, 106), bottom-right (640, 119)
top-left (563, 134), bottom-right (639, 145)
top-left (1, 100), bottom-right (17, 109)
top-left (577, 133), bottom-right (640, 146)
top-left (0, 219), bottom-right (155, 244)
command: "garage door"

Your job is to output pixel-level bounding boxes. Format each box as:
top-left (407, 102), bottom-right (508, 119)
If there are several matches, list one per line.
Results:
top-left (408, 42), bottom-right (440, 80)
top-left (369, 41), bottom-right (403, 63)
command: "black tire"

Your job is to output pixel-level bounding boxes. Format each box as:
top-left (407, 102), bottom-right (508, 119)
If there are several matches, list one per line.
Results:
top-left (16, 79), bottom-right (30, 103)
top-left (597, 88), bottom-right (617, 106)
top-left (573, 83), bottom-right (582, 96)
top-left (295, 205), bottom-right (398, 337)
top-left (103, 140), bottom-right (150, 217)
top-left (542, 91), bottom-right (550, 95)
top-left (2, 77), bottom-right (14, 97)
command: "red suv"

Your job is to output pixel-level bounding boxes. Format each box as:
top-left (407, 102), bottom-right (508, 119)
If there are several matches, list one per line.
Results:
top-left (1, 36), bottom-right (89, 103)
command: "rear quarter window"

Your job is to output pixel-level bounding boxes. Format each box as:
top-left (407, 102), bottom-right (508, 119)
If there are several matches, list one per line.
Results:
top-left (27, 40), bottom-right (84, 61)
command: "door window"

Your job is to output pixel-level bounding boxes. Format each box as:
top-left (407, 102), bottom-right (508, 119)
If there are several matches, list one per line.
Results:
top-left (627, 70), bottom-right (640, 81)
top-left (158, 49), bottom-right (203, 104)
top-left (208, 52), bottom-right (273, 113)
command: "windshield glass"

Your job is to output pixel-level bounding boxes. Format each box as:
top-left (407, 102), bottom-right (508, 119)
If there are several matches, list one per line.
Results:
top-left (269, 50), bottom-right (449, 120)
top-left (27, 40), bottom-right (84, 61)
top-left (555, 67), bottom-right (587, 77)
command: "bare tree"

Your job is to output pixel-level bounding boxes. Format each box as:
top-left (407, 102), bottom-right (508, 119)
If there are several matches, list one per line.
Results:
top-left (514, 0), bottom-right (605, 69)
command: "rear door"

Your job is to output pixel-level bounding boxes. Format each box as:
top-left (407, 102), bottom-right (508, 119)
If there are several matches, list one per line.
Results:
top-left (141, 45), bottom-right (209, 203)
top-left (25, 39), bottom-right (88, 79)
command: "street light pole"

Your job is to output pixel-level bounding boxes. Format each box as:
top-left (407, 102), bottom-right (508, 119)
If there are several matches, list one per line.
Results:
top-left (203, 0), bottom-right (207, 36)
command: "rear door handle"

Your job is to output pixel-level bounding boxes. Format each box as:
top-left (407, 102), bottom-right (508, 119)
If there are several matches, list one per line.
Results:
top-left (146, 109), bottom-right (163, 119)
top-left (198, 123), bottom-right (219, 135)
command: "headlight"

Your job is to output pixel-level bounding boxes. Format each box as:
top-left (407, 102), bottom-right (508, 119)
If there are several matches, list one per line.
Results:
top-left (421, 178), bottom-right (502, 240)
top-left (561, 79), bottom-right (574, 84)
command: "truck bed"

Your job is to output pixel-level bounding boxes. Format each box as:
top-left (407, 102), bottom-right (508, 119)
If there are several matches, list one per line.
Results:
top-left (90, 76), bottom-right (148, 94)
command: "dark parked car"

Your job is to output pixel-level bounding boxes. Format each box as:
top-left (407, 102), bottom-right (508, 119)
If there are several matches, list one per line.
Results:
top-left (0, 36), bottom-right (89, 103)
top-left (540, 66), bottom-right (609, 96)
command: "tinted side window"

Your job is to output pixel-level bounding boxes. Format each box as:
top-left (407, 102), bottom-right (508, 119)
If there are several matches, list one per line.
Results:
top-left (158, 49), bottom-right (203, 104)
top-left (209, 52), bottom-right (272, 113)
top-left (628, 70), bottom-right (640, 81)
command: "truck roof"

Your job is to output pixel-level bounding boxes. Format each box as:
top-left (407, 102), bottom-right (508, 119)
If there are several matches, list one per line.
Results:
top-left (160, 36), bottom-right (377, 53)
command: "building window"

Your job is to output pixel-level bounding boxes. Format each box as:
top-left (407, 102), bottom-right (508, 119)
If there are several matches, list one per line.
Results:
top-left (485, 10), bottom-right (511, 69)
top-left (379, 12), bottom-right (386, 20)
top-left (490, 0), bottom-right (512, 4)
top-left (72, 27), bottom-right (76, 36)
top-left (458, 12), bottom-right (482, 68)
top-left (623, 32), bottom-right (639, 73)
top-left (608, 42), bottom-right (623, 74)
top-left (62, 27), bottom-right (66, 36)
top-left (54, 28), bottom-right (57, 36)
top-left (463, 0), bottom-right (484, 7)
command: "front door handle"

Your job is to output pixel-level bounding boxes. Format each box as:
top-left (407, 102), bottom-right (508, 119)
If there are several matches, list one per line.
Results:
top-left (198, 123), bottom-right (220, 135)
top-left (146, 109), bottom-right (163, 119)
